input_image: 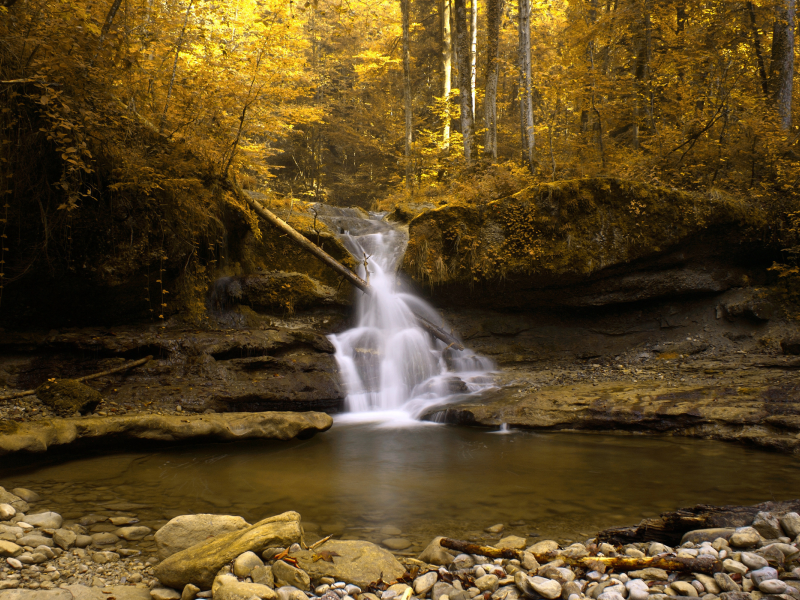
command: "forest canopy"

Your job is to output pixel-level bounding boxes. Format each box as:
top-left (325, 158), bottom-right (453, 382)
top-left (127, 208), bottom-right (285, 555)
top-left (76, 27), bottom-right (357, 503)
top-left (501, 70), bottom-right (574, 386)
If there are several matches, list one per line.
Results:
top-left (0, 0), bottom-right (798, 318)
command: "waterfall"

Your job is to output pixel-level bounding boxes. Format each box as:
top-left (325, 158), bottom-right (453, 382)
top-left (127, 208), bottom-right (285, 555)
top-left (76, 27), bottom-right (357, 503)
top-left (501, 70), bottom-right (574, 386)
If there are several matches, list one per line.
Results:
top-left (318, 206), bottom-right (494, 421)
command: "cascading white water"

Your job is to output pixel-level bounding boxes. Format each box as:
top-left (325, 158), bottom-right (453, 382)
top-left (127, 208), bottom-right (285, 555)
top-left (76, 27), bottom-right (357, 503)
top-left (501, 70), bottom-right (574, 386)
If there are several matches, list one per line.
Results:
top-left (319, 207), bottom-right (494, 421)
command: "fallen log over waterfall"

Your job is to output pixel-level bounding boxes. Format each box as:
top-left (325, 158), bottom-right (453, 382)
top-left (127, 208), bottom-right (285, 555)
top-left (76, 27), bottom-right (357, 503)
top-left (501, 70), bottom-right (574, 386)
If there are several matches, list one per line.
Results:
top-left (439, 538), bottom-right (723, 575)
top-left (234, 180), bottom-right (465, 351)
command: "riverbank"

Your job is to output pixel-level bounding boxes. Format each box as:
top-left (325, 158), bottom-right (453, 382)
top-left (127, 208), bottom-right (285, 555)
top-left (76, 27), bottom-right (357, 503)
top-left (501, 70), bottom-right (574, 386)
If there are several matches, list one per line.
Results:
top-left (0, 490), bottom-right (799, 600)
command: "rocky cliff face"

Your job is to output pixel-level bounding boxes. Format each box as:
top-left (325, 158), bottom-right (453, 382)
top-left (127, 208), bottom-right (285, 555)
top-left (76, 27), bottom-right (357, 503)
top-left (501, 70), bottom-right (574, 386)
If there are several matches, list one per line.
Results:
top-left (399, 178), bottom-right (774, 309)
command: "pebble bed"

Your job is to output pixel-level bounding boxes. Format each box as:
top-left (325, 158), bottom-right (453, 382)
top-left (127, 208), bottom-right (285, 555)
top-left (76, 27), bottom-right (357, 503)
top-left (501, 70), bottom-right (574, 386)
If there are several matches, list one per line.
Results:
top-left (2, 485), bottom-right (800, 600)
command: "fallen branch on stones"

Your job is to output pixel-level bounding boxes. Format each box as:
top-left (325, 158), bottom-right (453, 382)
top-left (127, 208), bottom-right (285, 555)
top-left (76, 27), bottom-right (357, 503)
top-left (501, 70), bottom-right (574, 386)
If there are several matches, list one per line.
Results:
top-left (438, 538), bottom-right (722, 575)
top-left (596, 500), bottom-right (800, 545)
top-left (233, 179), bottom-right (465, 351)
top-left (0, 356), bottom-right (152, 401)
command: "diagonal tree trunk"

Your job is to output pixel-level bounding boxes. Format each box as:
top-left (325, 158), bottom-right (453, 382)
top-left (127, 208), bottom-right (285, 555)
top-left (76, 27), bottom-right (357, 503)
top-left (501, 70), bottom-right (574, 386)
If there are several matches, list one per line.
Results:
top-left (455, 0), bottom-right (475, 162)
top-left (768, 0), bottom-right (795, 130)
top-left (517, 0), bottom-right (534, 172)
top-left (484, 0), bottom-right (505, 160)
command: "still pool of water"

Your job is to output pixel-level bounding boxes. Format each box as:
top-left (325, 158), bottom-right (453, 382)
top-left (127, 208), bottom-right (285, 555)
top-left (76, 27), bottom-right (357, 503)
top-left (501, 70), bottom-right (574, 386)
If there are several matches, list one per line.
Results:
top-left (2, 423), bottom-right (799, 551)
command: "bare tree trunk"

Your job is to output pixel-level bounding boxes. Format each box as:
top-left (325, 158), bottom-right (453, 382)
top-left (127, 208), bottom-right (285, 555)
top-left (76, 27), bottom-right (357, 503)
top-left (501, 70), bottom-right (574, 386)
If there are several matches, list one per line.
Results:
top-left (470, 0), bottom-right (478, 118)
top-left (484, 0), bottom-right (504, 160)
top-left (441, 0), bottom-right (453, 149)
top-left (159, 0), bottom-right (194, 135)
top-left (455, 0), bottom-right (474, 162)
top-left (632, 0), bottom-right (651, 149)
top-left (517, 0), bottom-right (534, 172)
top-left (90, 0), bottom-right (124, 65)
top-left (768, 0), bottom-right (795, 130)
top-left (747, 2), bottom-right (769, 96)
top-left (402, 0), bottom-right (413, 190)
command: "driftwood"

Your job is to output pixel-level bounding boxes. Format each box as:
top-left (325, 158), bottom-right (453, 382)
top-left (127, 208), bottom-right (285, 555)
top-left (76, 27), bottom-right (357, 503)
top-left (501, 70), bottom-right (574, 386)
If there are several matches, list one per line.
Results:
top-left (596, 500), bottom-right (800, 546)
top-left (439, 538), bottom-right (722, 575)
top-left (236, 183), bottom-right (465, 351)
top-left (0, 356), bottom-right (152, 401)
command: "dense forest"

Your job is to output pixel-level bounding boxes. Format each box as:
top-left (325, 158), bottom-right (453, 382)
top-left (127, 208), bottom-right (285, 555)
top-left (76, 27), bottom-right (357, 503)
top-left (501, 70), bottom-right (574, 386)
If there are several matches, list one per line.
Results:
top-left (0, 0), bottom-right (798, 323)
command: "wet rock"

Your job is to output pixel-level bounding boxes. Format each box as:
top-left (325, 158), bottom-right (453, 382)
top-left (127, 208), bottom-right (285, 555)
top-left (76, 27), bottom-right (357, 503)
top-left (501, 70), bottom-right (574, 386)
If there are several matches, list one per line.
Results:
top-left (116, 526), bottom-right (151, 541)
top-left (414, 572), bottom-right (439, 595)
top-left (779, 513), bottom-right (800, 538)
top-left (418, 537), bottom-right (456, 566)
top-left (233, 551), bottom-right (264, 578)
top-left (92, 551), bottom-right (120, 564)
top-left (529, 577), bottom-right (561, 600)
top-left (91, 532), bottom-right (119, 546)
top-left (729, 528), bottom-right (761, 548)
top-left (216, 580), bottom-right (277, 600)
top-left (294, 540), bottom-right (405, 588)
top-left (671, 582), bottom-right (699, 597)
top-left (10, 488), bottom-right (40, 503)
top-left (520, 552), bottom-right (539, 571)
top-left (527, 540), bottom-right (558, 555)
top-left (452, 554), bottom-right (475, 570)
top-left (723, 559), bottom-right (748, 575)
top-left (0, 540), bottom-right (21, 557)
top-left (75, 535), bottom-right (93, 548)
top-left (0, 503), bottom-right (15, 521)
top-left (150, 588), bottom-right (181, 600)
top-left (750, 567), bottom-right (779, 586)
top-left (759, 581), bottom-right (787, 595)
top-left (0, 412), bottom-right (333, 458)
top-left (0, 590), bottom-right (73, 600)
top-left (497, 536), bottom-right (527, 551)
top-left (251, 565), bottom-right (274, 588)
top-left (25, 512), bottom-right (62, 529)
top-left (52, 528), bottom-right (77, 550)
top-left (485, 524), bottom-right (505, 534)
top-left (155, 514), bottom-right (250, 560)
top-left (0, 488), bottom-right (29, 513)
top-left (476, 575), bottom-right (499, 593)
top-left (740, 552), bottom-right (768, 570)
top-left (181, 584), bottom-right (200, 600)
top-left (154, 511), bottom-right (302, 590)
top-left (272, 560), bottom-right (310, 591)
top-left (714, 573), bottom-right (741, 592)
top-left (751, 513), bottom-right (782, 540)
top-left (695, 575), bottom-right (720, 595)
top-left (628, 568), bottom-right (668, 581)
top-left (382, 538), bottom-right (412, 551)
top-left (17, 535), bottom-right (53, 548)
top-left (682, 529), bottom-right (736, 545)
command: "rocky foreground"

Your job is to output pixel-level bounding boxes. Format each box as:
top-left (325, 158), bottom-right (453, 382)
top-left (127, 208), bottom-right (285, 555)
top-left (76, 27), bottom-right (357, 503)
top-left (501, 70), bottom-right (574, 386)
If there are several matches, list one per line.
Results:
top-left (1, 487), bottom-right (799, 600)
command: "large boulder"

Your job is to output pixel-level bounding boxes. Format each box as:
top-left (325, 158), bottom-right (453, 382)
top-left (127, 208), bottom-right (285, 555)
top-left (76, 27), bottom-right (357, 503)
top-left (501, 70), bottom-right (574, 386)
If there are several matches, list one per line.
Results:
top-left (293, 540), bottom-right (405, 587)
top-left (35, 379), bottom-right (102, 417)
top-left (154, 511), bottom-right (303, 590)
top-left (155, 514), bottom-right (250, 559)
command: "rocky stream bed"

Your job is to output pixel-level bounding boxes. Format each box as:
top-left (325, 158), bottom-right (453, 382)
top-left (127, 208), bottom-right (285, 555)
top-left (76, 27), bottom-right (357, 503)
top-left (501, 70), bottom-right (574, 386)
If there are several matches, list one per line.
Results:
top-left (1, 486), bottom-right (800, 600)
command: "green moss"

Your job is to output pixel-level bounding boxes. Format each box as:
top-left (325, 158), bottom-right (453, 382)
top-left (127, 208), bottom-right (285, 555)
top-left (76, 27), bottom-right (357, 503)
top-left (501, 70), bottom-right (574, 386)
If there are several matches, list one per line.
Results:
top-left (402, 177), bottom-right (766, 286)
top-left (35, 379), bottom-right (102, 417)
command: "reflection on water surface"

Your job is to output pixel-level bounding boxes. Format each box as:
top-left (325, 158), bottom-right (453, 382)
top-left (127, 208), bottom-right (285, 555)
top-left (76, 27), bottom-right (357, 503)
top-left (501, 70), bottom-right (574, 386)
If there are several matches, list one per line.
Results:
top-left (2, 423), bottom-right (799, 549)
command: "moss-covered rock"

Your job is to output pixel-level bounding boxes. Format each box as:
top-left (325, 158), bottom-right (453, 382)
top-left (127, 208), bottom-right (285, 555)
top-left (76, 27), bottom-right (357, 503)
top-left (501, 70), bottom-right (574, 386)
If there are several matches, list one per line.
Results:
top-left (402, 178), bottom-right (771, 308)
top-left (212, 272), bottom-right (349, 315)
top-left (35, 379), bottom-right (102, 417)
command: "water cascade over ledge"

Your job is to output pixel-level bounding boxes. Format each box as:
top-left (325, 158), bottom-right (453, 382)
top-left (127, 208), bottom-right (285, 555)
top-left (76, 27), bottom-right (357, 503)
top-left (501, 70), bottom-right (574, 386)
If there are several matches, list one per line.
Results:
top-left (317, 206), bottom-right (494, 421)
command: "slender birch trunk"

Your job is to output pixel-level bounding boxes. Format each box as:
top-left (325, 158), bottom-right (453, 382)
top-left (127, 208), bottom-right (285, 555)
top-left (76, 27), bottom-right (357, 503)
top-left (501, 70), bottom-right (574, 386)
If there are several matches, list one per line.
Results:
top-left (484, 0), bottom-right (504, 159)
top-left (517, 0), bottom-right (534, 172)
top-left (455, 0), bottom-right (474, 162)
